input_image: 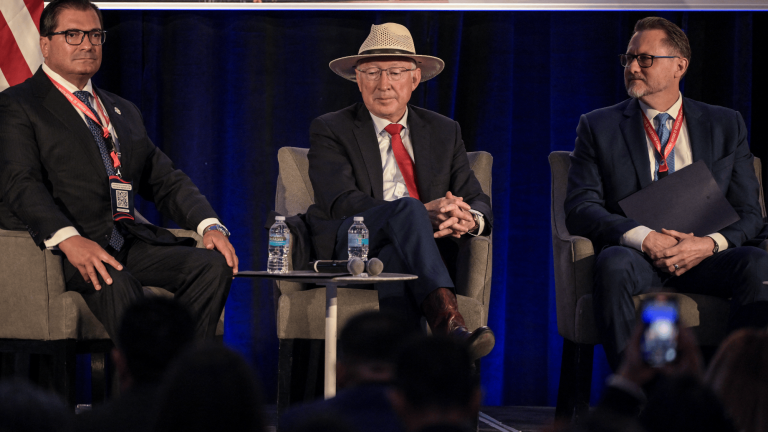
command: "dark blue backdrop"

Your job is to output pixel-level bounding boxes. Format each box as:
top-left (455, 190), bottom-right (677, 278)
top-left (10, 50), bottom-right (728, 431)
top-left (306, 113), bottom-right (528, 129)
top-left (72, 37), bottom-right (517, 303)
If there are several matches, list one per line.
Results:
top-left (92, 9), bottom-right (768, 407)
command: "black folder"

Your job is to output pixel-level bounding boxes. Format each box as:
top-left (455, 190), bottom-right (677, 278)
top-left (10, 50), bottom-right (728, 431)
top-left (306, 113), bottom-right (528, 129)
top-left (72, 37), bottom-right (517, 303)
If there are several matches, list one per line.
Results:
top-left (618, 160), bottom-right (740, 237)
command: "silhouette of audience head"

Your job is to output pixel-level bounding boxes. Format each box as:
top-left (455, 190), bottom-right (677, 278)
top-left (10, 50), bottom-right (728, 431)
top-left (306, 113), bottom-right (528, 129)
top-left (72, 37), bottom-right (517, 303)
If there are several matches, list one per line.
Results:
top-left (153, 343), bottom-right (264, 432)
top-left (389, 336), bottom-right (480, 432)
top-left (640, 374), bottom-right (736, 432)
top-left (113, 297), bottom-right (195, 390)
top-left (0, 378), bottom-right (73, 432)
top-left (337, 311), bottom-right (414, 389)
top-left (705, 328), bottom-right (768, 432)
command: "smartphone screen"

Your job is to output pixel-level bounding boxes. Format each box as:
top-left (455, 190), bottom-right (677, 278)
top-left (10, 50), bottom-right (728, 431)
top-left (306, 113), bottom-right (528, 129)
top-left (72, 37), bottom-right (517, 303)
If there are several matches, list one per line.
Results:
top-left (640, 298), bottom-right (679, 367)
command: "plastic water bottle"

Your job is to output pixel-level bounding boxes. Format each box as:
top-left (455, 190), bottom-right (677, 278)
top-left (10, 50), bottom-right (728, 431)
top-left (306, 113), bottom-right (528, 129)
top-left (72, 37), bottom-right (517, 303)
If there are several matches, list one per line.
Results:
top-left (268, 216), bottom-right (290, 274)
top-left (348, 216), bottom-right (369, 262)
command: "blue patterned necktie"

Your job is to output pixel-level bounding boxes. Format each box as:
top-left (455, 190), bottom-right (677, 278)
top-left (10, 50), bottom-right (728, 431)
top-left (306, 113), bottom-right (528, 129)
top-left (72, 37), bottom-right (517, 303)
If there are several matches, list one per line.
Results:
top-left (73, 91), bottom-right (124, 251)
top-left (654, 112), bottom-right (675, 180)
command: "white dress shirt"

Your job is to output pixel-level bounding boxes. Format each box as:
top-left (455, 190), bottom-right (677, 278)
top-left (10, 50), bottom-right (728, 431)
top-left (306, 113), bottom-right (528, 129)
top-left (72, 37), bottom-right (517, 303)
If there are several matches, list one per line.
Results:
top-left (620, 93), bottom-right (727, 252)
top-left (41, 64), bottom-right (219, 248)
top-left (369, 109), bottom-right (484, 235)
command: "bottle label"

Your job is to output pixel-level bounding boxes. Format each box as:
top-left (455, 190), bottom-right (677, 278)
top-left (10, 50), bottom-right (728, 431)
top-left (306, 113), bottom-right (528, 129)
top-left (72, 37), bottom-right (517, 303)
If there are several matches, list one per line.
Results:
top-left (348, 234), bottom-right (369, 247)
top-left (269, 234), bottom-right (289, 247)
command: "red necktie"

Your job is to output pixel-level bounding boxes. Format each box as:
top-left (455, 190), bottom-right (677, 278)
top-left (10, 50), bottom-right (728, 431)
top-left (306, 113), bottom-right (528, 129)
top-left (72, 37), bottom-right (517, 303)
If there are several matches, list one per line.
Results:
top-left (384, 124), bottom-right (420, 200)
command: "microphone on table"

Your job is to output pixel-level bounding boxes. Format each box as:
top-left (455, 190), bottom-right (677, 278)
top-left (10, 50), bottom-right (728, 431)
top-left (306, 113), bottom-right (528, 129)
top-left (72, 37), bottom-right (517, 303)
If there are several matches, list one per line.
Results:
top-left (365, 258), bottom-right (384, 276)
top-left (310, 257), bottom-right (383, 277)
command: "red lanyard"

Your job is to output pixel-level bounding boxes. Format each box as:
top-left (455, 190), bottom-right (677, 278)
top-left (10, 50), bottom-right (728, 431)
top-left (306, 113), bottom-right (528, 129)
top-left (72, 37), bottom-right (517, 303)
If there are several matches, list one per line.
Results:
top-left (46, 73), bottom-right (122, 174)
top-left (641, 104), bottom-right (684, 173)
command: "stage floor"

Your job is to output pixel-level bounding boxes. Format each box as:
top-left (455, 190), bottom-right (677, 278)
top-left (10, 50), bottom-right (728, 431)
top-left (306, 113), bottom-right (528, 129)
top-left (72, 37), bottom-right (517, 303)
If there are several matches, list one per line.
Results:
top-left (264, 405), bottom-right (556, 432)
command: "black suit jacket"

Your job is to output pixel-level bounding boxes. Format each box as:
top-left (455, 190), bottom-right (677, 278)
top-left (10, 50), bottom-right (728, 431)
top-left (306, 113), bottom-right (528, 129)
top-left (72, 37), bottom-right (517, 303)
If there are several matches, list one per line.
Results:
top-left (0, 67), bottom-right (218, 248)
top-left (305, 103), bottom-right (493, 259)
top-left (564, 97), bottom-right (763, 253)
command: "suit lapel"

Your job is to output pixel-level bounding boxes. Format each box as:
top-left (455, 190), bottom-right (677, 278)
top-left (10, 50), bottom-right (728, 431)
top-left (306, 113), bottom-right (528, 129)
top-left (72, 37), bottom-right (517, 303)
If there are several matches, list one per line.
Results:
top-left (352, 105), bottom-right (385, 200)
top-left (95, 87), bottom-right (133, 175)
top-left (682, 98), bottom-right (712, 169)
top-left (35, 69), bottom-right (106, 177)
top-left (619, 99), bottom-right (653, 189)
top-left (407, 106), bottom-right (433, 202)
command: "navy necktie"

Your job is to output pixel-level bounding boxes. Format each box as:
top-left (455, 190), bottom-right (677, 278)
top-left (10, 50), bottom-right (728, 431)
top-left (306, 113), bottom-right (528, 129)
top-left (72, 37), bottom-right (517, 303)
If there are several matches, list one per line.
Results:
top-left (73, 91), bottom-right (124, 251)
top-left (654, 112), bottom-right (675, 180)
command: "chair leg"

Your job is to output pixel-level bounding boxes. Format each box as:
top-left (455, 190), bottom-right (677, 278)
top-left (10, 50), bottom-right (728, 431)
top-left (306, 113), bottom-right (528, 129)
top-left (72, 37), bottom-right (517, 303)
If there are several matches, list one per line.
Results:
top-left (277, 338), bottom-right (294, 422)
top-left (91, 352), bottom-right (107, 404)
top-left (52, 340), bottom-right (77, 408)
top-left (555, 339), bottom-right (594, 424)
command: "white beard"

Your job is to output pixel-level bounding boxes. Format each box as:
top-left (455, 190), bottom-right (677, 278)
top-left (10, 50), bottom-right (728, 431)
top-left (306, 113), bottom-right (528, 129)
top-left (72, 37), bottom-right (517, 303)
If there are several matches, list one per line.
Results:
top-left (626, 80), bottom-right (647, 99)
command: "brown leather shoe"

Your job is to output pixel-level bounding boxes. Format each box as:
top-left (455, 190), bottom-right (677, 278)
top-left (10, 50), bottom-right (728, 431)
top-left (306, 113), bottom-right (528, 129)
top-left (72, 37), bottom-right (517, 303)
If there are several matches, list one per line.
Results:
top-left (422, 288), bottom-right (496, 360)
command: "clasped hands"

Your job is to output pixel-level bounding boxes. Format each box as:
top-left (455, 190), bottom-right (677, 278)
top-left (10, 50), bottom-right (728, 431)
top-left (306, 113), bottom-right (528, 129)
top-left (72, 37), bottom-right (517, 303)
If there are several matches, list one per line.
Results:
top-left (642, 229), bottom-right (716, 276)
top-left (59, 228), bottom-right (238, 291)
top-left (424, 191), bottom-right (477, 238)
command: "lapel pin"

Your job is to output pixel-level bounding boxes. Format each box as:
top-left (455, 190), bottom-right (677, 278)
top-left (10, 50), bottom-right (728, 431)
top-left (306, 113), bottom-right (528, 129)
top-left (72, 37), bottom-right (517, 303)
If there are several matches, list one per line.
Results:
top-left (114, 107), bottom-right (121, 115)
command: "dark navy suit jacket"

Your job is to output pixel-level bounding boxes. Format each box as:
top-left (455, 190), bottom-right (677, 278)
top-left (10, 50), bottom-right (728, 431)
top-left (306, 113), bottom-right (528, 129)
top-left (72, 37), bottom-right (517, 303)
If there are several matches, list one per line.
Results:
top-left (0, 67), bottom-right (217, 249)
top-left (305, 103), bottom-right (493, 260)
top-left (564, 97), bottom-right (763, 253)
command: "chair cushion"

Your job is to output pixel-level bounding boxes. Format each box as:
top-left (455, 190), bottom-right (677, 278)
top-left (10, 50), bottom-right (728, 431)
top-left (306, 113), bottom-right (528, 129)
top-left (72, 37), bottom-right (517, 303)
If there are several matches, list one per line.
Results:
top-left (574, 292), bottom-right (730, 346)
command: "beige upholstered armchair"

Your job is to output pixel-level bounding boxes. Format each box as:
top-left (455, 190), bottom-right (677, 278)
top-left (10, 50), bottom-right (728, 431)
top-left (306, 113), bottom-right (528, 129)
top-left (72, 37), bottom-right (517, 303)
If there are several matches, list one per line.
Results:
top-left (0, 214), bottom-right (222, 406)
top-left (273, 146), bottom-right (493, 413)
top-left (549, 151), bottom-right (768, 422)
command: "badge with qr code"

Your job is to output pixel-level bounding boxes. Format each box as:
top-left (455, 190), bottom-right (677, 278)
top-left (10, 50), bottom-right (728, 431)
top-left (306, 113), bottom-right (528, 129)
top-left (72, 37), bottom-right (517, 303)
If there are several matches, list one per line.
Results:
top-left (109, 176), bottom-right (135, 221)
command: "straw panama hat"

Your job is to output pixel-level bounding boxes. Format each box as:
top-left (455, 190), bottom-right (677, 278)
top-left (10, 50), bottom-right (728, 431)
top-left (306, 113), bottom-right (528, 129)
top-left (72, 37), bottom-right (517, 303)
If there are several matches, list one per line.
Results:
top-left (329, 23), bottom-right (445, 83)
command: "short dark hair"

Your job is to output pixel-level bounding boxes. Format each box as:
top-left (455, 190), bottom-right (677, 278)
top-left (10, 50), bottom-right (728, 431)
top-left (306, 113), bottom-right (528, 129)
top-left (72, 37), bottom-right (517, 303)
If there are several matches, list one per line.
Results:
top-left (394, 336), bottom-right (479, 410)
top-left (154, 343), bottom-right (264, 432)
top-left (40, 0), bottom-right (104, 37)
top-left (633, 17), bottom-right (691, 63)
top-left (338, 311), bottom-right (413, 365)
top-left (117, 297), bottom-right (195, 384)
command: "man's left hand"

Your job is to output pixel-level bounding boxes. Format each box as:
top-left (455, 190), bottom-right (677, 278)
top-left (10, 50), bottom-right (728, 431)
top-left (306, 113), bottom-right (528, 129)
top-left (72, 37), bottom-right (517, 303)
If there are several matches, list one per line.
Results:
top-left (203, 229), bottom-right (239, 275)
top-left (424, 191), bottom-right (475, 238)
top-left (652, 229), bottom-right (715, 276)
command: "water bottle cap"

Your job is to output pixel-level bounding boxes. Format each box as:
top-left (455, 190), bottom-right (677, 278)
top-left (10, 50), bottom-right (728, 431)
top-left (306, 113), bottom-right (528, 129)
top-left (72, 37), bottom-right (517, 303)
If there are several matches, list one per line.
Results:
top-left (353, 216), bottom-right (364, 222)
top-left (275, 216), bottom-right (286, 221)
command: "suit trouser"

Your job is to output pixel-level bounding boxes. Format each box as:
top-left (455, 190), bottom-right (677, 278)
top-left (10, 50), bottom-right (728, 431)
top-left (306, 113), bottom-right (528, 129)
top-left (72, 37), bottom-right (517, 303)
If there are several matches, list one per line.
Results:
top-left (593, 245), bottom-right (768, 369)
top-left (333, 198), bottom-right (455, 327)
top-left (64, 235), bottom-right (233, 340)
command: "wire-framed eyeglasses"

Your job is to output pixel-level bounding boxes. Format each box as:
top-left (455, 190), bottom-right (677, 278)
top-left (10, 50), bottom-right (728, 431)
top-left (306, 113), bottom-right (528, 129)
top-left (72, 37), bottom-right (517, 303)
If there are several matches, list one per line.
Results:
top-left (47, 29), bottom-right (107, 46)
top-left (356, 67), bottom-right (417, 82)
top-left (619, 54), bottom-right (679, 68)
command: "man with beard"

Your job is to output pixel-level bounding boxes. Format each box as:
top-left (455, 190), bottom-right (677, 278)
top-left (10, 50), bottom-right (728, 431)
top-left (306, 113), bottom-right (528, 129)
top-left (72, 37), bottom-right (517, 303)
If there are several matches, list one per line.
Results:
top-left (564, 16), bottom-right (768, 369)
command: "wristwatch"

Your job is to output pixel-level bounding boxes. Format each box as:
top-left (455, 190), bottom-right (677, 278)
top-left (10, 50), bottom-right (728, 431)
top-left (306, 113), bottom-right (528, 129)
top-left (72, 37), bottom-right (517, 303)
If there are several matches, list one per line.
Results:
top-left (708, 235), bottom-right (719, 254)
top-left (468, 209), bottom-right (484, 235)
top-left (203, 224), bottom-right (231, 238)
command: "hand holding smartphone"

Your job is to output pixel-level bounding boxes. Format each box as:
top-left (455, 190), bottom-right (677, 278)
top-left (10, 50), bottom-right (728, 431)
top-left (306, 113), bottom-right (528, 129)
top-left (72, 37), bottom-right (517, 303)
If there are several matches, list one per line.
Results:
top-left (640, 297), bottom-right (680, 367)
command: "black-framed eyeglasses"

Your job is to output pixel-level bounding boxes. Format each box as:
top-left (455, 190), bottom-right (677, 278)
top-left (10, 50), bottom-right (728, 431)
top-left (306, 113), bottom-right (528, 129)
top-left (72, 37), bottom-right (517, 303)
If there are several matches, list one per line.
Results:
top-left (47, 29), bottom-right (107, 46)
top-left (355, 67), bottom-right (417, 82)
top-left (619, 54), bottom-right (679, 68)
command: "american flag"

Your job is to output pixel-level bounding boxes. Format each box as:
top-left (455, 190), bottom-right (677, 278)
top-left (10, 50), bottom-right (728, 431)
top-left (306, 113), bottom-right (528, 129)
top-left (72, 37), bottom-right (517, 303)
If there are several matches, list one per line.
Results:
top-left (0, 0), bottom-right (44, 92)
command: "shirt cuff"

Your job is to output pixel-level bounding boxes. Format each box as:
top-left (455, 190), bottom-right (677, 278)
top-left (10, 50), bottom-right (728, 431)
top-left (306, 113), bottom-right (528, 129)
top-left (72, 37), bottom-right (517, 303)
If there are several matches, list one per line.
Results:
top-left (467, 209), bottom-right (485, 237)
top-left (197, 218), bottom-right (223, 237)
top-left (707, 233), bottom-right (728, 252)
top-left (620, 225), bottom-right (654, 252)
top-left (44, 227), bottom-right (81, 250)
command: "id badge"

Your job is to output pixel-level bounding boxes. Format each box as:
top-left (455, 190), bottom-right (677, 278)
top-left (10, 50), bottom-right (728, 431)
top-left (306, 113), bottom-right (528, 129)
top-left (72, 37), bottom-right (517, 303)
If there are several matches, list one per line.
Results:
top-left (109, 176), bottom-right (135, 221)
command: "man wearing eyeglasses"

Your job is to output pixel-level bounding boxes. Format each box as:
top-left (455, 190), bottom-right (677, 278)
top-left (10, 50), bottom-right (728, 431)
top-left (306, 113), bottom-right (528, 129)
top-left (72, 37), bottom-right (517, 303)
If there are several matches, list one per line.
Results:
top-left (304, 23), bottom-right (495, 360)
top-left (0, 0), bottom-right (237, 340)
top-left (565, 16), bottom-right (768, 369)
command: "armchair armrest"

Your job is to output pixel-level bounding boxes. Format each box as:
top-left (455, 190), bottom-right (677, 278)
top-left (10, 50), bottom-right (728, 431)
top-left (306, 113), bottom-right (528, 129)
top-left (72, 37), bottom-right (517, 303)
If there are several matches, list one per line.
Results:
top-left (0, 229), bottom-right (65, 339)
top-left (552, 229), bottom-right (596, 341)
top-left (455, 235), bottom-right (492, 307)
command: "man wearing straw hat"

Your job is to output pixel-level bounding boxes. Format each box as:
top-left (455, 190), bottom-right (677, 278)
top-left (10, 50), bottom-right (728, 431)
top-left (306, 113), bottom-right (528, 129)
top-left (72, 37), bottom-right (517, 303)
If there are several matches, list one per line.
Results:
top-left (304, 23), bottom-right (494, 360)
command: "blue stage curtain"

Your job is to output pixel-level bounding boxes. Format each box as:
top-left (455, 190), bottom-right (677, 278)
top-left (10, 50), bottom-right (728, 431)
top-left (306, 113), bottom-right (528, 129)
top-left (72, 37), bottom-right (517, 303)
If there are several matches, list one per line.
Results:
top-left (94, 10), bottom-right (767, 407)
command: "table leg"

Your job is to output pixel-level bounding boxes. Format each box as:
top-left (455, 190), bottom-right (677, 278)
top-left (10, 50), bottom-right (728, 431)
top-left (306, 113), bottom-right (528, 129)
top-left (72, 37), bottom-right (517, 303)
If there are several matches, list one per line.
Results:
top-left (324, 282), bottom-right (338, 399)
